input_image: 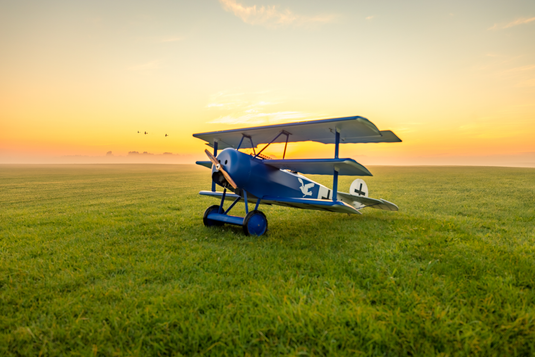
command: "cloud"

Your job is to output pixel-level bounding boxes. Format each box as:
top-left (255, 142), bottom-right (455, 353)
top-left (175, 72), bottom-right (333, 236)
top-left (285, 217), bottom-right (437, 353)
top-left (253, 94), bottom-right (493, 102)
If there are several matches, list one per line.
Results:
top-left (206, 90), bottom-right (282, 110)
top-left (127, 60), bottom-right (160, 71)
top-left (205, 90), bottom-right (317, 125)
top-left (488, 16), bottom-right (535, 30)
top-left (159, 36), bottom-right (184, 43)
top-left (516, 77), bottom-right (535, 87)
top-left (504, 64), bottom-right (535, 73)
top-left (496, 63), bottom-right (535, 87)
top-left (365, 16), bottom-right (374, 20)
top-left (209, 111), bottom-right (311, 125)
top-left (218, 0), bottom-right (336, 28)
top-left (206, 91), bottom-right (249, 110)
top-left (473, 53), bottom-right (522, 72)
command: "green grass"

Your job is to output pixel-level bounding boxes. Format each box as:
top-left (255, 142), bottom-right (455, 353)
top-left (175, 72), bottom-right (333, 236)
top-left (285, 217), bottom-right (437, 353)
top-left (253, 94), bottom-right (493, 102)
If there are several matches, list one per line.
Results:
top-left (1, 164), bottom-right (534, 356)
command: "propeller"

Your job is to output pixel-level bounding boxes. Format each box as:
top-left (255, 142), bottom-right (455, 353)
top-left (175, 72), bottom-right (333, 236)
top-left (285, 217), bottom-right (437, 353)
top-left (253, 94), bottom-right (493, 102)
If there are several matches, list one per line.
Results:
top-left (204, 149), bottom-right (237, 189)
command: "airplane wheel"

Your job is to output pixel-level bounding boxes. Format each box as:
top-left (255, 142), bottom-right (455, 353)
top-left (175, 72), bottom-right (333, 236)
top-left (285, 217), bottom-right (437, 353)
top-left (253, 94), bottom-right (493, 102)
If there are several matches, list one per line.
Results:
top-left (203, 205), bottom-right (224, 227)
top-left (243, 210), bottom-right (268, 236)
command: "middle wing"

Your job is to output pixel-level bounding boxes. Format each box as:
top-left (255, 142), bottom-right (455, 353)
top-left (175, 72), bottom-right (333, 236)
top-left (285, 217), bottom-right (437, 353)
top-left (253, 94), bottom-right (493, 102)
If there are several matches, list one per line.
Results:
top-left (196, 157), bottom-right (372, 176)
top-left (264, 158), bottom-right (372, 176)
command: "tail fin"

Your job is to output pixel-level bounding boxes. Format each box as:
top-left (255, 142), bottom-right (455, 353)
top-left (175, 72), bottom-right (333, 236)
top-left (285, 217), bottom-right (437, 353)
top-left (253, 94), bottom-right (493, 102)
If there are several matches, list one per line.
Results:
top-left (350, 179), bottom-right (368, 197)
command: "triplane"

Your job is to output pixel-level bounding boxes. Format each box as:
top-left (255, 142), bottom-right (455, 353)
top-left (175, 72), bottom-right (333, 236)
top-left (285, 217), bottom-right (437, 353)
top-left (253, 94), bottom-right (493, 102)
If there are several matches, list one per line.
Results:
top-left (193, 116), bottom-right (401, 236)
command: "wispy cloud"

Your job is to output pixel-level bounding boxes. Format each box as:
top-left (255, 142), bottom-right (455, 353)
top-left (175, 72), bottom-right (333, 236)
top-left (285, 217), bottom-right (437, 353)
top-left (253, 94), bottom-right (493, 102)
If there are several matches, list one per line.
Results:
top-left (135, 35), bottom-right (185, 43)
top-left (476, 56), bottom-right (535, 87)
top-left (496, 63), bottom-right (535, 87)
top-left (209, 111), bottom-right (311, 125)
top-left (218, 0), bottom-right (336, 28)
top-left (503, 64), bottom-right (535, 73)
top-left (489, 16), bottom-right (535, 30)
top-left (206, 90), bottom-right (283, 110)
top-left (516, 77), bottom-right (535, 87)
top-left (473, 53), bottom-right (522, 71)
top-left (206, 90), bottom-right (317, 125)
top-left (206, 91), bottom-right (256, 110)
top-left (159, 36), bottom-right (184, 43)
top-left (127, 60), bottom-right (160, 71)
top-left (365, 16), bottom-right (374, 20)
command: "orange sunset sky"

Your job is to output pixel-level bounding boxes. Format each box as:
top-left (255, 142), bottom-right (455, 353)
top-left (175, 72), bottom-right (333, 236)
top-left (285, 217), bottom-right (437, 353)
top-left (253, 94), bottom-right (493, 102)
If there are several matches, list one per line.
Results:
top-left (1, 0), bottom-right (534, 166)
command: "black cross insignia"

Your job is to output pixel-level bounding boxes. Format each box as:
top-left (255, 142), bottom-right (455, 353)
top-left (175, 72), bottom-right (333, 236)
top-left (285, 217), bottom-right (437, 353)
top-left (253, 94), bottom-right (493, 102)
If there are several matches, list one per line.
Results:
top-left (354, 183), bottom-right (365, 196)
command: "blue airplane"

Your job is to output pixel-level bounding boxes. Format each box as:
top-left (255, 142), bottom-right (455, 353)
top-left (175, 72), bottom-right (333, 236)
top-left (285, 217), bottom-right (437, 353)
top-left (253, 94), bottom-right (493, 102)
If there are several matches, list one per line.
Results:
top-left (193, 116), bottom-right (401, 236)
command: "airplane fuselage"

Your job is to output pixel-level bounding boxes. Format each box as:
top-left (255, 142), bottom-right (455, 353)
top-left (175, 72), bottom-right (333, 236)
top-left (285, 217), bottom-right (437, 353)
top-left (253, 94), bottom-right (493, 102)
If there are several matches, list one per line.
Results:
top-left (214, 148), bottom-right (333, 200)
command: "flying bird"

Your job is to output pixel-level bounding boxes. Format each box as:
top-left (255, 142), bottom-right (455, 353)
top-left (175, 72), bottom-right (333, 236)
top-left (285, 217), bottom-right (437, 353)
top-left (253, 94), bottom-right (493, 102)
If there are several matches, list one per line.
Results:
top-left (165, 134), bottom-right (168, 137)
top-left (144, 131), bottom-right (148, 135)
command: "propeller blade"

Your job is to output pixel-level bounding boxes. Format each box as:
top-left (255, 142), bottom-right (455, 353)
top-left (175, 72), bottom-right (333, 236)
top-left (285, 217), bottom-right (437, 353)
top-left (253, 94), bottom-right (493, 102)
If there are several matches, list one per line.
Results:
top-left (205, 149), bottom-right (219, 168)
top-left (204, 149), bottom-right (238, 189)
top-left (219, 168), bottom-right (237, 189)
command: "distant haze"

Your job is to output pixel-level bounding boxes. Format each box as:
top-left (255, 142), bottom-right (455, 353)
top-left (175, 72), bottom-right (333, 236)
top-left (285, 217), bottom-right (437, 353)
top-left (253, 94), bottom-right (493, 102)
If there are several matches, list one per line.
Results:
top-left (1, 151), bottom-right (533, 168)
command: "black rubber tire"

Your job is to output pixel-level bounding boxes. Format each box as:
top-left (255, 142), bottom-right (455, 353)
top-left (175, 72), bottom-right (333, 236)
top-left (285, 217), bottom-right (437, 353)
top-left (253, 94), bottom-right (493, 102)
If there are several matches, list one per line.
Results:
top-left (242, 210), bottom-right (268, 236)
top-left (203, 205), bottom-right (224, 227)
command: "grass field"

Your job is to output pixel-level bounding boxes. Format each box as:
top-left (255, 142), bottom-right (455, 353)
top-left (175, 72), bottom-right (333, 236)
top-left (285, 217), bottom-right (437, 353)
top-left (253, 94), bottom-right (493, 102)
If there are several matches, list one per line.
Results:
top-left (1, 164), bottom-right (534, 356)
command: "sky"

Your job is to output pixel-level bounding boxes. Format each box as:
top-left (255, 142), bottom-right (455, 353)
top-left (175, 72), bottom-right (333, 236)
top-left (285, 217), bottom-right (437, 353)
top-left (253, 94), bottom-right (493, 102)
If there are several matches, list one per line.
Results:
top-left (1, 0), bottom-right (534, 166)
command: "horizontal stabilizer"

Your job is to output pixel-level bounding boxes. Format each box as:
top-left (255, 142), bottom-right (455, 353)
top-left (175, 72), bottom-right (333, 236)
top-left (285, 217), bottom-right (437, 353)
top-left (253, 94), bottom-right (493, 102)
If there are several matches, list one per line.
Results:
top-left (337, 191), bottom-right (399, 211)
top-left (264, 158), bottom-right (372, 176)
top-left (196, 161), bottom-right (212, 169)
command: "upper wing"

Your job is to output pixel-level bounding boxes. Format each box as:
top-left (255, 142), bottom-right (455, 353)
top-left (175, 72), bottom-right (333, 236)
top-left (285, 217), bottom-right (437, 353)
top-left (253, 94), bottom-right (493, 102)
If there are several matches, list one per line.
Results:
top-left (193, 116), bottom-right (401, 149)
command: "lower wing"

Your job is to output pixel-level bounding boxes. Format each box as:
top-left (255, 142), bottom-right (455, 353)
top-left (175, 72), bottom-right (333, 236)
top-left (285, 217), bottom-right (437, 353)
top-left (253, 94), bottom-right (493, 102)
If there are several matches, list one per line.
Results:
top-left (199, 191), bottom-right (362, 215)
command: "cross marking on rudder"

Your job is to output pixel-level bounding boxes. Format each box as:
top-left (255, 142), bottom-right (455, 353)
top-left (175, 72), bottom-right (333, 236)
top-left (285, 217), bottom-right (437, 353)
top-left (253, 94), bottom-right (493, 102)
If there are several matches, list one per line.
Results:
top-left (354, 183), bottom-right (365, 196)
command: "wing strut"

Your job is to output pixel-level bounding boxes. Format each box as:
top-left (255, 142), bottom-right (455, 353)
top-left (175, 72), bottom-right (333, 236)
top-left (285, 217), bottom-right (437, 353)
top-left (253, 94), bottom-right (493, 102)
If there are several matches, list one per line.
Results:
top-left (255, 130), bottom-right (291, 159)
top-left (249, 135), bottom-right (256, 155)
top-left (283, 133), bottom-right (289, 159)
top-left (237, 134), bottom-right (255, 152)
top-left (332, 130), bottom-right (340, 201)
top-left (237, 135), bottom-right (245, 150)
top-left (237, 130), bottom-right (292, 159)
top-left (211, 141), bottom-right (219, 192)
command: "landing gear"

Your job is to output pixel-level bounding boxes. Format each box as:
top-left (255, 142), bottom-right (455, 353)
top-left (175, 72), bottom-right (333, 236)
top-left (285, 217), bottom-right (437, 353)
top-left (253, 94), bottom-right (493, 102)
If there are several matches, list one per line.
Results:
top-left (202, 190), bottom-right (268, 236)
top-left (243, 210), bottom-right (268, 236)
top-left (203, 205), bottom-right (224, 227)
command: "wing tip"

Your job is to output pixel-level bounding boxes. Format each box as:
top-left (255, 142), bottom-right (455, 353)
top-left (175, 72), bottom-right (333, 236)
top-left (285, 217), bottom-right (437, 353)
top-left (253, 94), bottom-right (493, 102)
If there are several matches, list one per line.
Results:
top-left (380, 199), bottom-right (399, 211)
